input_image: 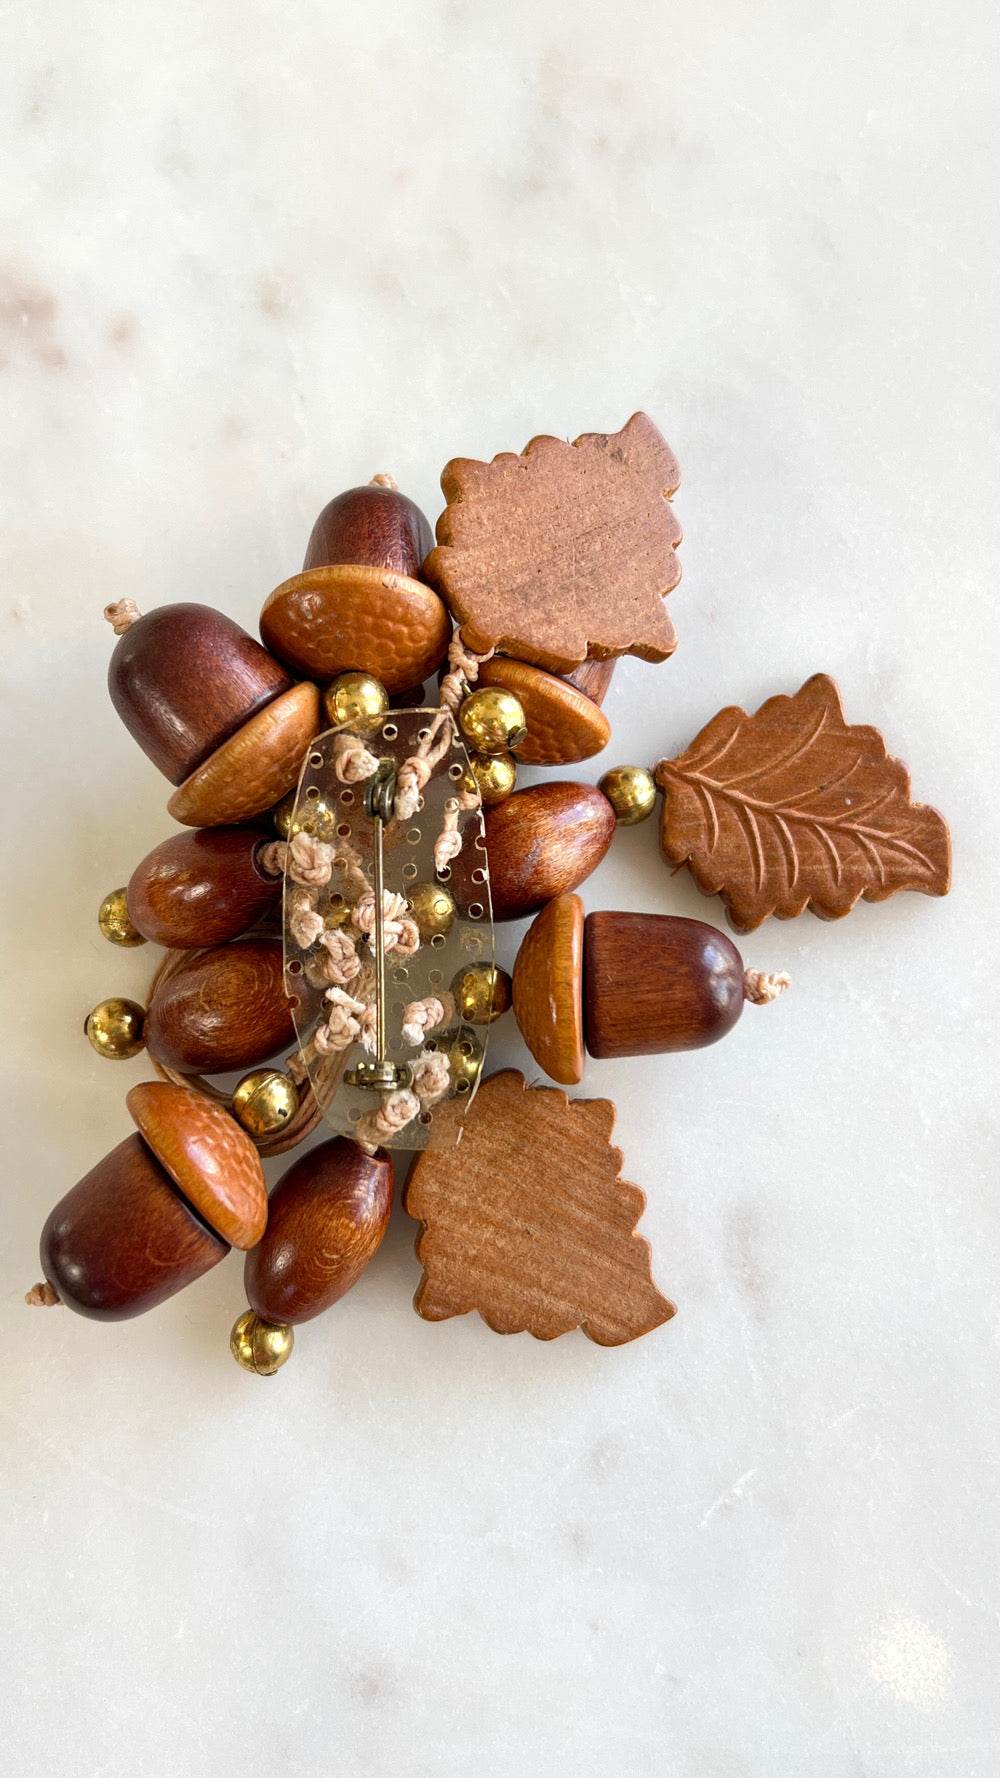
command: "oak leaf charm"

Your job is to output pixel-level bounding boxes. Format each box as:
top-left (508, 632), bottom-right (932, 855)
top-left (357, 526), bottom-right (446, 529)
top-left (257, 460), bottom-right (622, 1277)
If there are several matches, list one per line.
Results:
top-left (423, 412), bottom-right (682, 674)
top-left (654, 673), bottom-right (951, 932)
top-left (404, 1070), bottom-right (675, 1346)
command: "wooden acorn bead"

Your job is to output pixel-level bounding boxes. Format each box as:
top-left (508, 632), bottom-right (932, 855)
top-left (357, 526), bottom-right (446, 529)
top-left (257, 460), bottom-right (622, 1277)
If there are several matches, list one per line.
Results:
top-left (126, 827), bottom-right (281, 949)
top-left (471, 781), bottom-right (616, 922)
top-left (144, 937), bottom-right (294, 1075)
top-left (259, 479), bottom-right (451, 695)
top-left (40, 1133), bottom-right (229, 1320)
top-left (107, 601), bottom-right (292, 785)
top-left (563, 658), bottom-right (616, 705)
top-left (126, 1081), bottom-right (267, 1249)
top-left (583, 912), bottom-right (745, 1058)
top-left (243, 1137), bottom-right (393, 1325)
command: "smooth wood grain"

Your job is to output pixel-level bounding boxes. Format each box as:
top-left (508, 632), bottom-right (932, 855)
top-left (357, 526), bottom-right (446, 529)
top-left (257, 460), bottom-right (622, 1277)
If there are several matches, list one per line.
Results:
top-left (167, 681), bottom-right (321, 828)
top-left (108, 602), bottom-right (291, 784)
top-left (563, 658), bottom-right (617, 705)
top-left (126, 827), bottom-right (279, 948)
top-left (144, 937), bottom-right (295, 1075)
top-left (405, 1070), bottom-right (675, 1345)
top-left (583, 912), bottom-right (744, 1058)
top-left (477, 657), bottom-right (611, 766)
top-left (476, 781), bottom-right (616, 921)
top-left (512, 893), bottom-right (584, 1085)
top-left (127, 1081), bottom-right (267, 1249)
top-left (244, 1137), bottom-right (392, 1324)
top-left (40, 1133), bottom-right (229, 1320)
top-left (424, 413), bottom-right (681, 672)
top-left (260, 564), bottom-right (451, 695)
top-left (654, 673), bottom-right (952, 932)
top-left (303, 483), bottom-right (434, 578)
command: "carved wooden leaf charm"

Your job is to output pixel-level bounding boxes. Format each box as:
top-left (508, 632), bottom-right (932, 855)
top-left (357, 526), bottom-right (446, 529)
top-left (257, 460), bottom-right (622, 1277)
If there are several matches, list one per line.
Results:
top-left (424, 413), bottom-right (682, 674)
top-left (404, 1070), bottom-right (675, 1346)
top-left (655, 673), bottom-right (951, 932)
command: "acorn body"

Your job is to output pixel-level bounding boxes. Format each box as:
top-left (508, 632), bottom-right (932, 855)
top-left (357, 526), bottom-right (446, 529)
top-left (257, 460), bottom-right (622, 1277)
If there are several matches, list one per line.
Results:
top-left (303, 483), bottom-right (433, 578)
top-left (126, 827), bottom-right (279, 948)
top-left (583, 912), bottom-right (744, 1058)
top-left (108, 603), bottom-right (292, 784)
top-left (144, 937), bottom-right (294, 1075)
top-left (245, 1138), bottom-right (393, 1325)
top-left (40, 1134), bottom-right (229, 1320)
top-left (477, 781), bottom-right (616, 921)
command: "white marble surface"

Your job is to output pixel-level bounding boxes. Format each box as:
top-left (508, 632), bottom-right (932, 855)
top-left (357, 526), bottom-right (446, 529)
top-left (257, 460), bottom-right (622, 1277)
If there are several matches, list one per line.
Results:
top-left (2, 3), bottom-right (998, 1773)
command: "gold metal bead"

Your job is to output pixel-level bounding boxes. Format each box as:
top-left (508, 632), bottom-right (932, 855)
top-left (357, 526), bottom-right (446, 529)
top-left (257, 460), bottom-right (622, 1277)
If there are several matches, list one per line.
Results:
top-left (231, 1068), bottom-right (300, 1138)
top-left (451, 962), bottom-right (513, 1025)
top-left (271, 789), bottom-right (297, 839)
top-left (598, 765), bottom-right (658, 826)
top-left (469, 750), bottom-right (517, 806)
top-left (446, 1030), bottom-right (484, 1094)
top-left (457, 687), bottom-right (527, 755)
top-left (323, 671), bottom-right (390, 728)
top-left (407, 880), bottom-right (457, 941)
top-left (98, 887), bottom-right (146, 948)
top-left (230, 1310), bottom-right (294, 1376)
top-left (85, 997), bottom-right (146, 1060)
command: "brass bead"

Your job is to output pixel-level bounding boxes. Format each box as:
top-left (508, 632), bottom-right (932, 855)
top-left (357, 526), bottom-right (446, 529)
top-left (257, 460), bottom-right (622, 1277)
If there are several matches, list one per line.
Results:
top-left (407, 880), bottom-right (456, 941)
top-left (469, 750), bottom-right (517, 806)
top-left (271, 789), bottom-right (296, 839)
top-left (231, 1068), bottom-right (300, 1138)
top-left (451, 962), bottom-right (512, 1025)
top-left (230, 1310), bottom-right (294, 1376)
top-left (98, 887), bottom-right (147, 948)
top-left (85, 997), bottom-right (146, 1060)
top-left (446, 1030), bottom-right (484, 1094)
top-left (458, 687), bottom-right (527, 755)
top-left (598, 765), bottom-right (658, 826)
top-left (323, 671), bottom-right (389, 728)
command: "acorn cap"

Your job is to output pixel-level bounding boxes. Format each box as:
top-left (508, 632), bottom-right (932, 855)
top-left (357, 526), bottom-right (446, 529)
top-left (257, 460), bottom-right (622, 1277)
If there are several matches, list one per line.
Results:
top-left (127, 1080), bottom-right (268, 1250)
top-left (512, 894), bottom-right (585, 1085)
top-left (260, 565), bottom-right (451, 695)
top-left (107, 602), bottom-right (292, 785)
top-left (167, 681), bottom-right (321, 827)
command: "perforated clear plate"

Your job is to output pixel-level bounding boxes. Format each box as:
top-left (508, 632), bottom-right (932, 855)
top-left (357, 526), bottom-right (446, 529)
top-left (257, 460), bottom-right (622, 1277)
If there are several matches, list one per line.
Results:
top-left (282, 709), bottom-right (494, 1151)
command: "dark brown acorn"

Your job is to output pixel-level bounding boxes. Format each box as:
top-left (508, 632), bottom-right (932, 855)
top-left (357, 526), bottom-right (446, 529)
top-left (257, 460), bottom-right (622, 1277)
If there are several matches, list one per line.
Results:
top-left (107, 602), bottom-right (292, 784)
top-left (144, 937), bottom-right (294, 1075)
top-left (244, 1137), bottom-right (393, 1325)
top-left (126, 827), bottom-right (280, 948)
top-left (40, 1133), bottom-right (229, 1320)
top-left (259, 477), bottom-right (451, 694)
top-left (583, 913), bottom-right (745, 1057)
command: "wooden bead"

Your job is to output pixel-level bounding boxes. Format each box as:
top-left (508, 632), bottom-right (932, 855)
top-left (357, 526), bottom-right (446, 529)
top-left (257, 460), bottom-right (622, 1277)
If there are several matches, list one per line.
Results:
top-left (167, 681), bottom-right (321, 828)
top-left (405, 1069), bottom-right (674, 1345)
top-left (126, 1081), bottom-right (267, 1249)
top-left (563, 658), bottom-right (616, 705)
top-left (478, 782), bottom-right (616, 922)
top-left (244, 1137), bottom-right (392, 1325)
top-left (126, 827), bottom-right (280, 948)
top-left (259, 565), bottom-right (451, 696)
top-left (583, 912), bottom-right (744, 1058)
top-left (108, 603), bottom-right (292, 785)
top-left (40, 1133), bottom-right (228, 1320)
top-left (303, 482), bottom-right (434, 579)
top-left (477, 657), bottom-right (611, 766)
top-left (144, 937), bottom-right (294, 1075)
top-left (512, 894), bottom-right (584, 1085)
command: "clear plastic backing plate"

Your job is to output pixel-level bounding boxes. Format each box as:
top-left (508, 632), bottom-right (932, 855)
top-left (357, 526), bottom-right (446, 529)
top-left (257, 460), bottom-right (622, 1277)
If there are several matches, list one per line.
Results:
top-left (283, 709), bottom-right (494, 1151)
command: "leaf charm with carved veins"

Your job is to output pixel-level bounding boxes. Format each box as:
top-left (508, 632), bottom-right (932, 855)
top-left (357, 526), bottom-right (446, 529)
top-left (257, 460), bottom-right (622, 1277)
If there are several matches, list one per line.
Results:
top-left (654, 673), bottom-right (951, 932)
top-left (424, 413), bottom-right (682, 673)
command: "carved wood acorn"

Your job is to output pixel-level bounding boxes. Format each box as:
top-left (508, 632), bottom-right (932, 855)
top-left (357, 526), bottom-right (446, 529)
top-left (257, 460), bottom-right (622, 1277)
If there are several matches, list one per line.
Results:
top-left (105, 599), bottom-right (320, 826)
top-left (260, 477), bottom-right (451, 694)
